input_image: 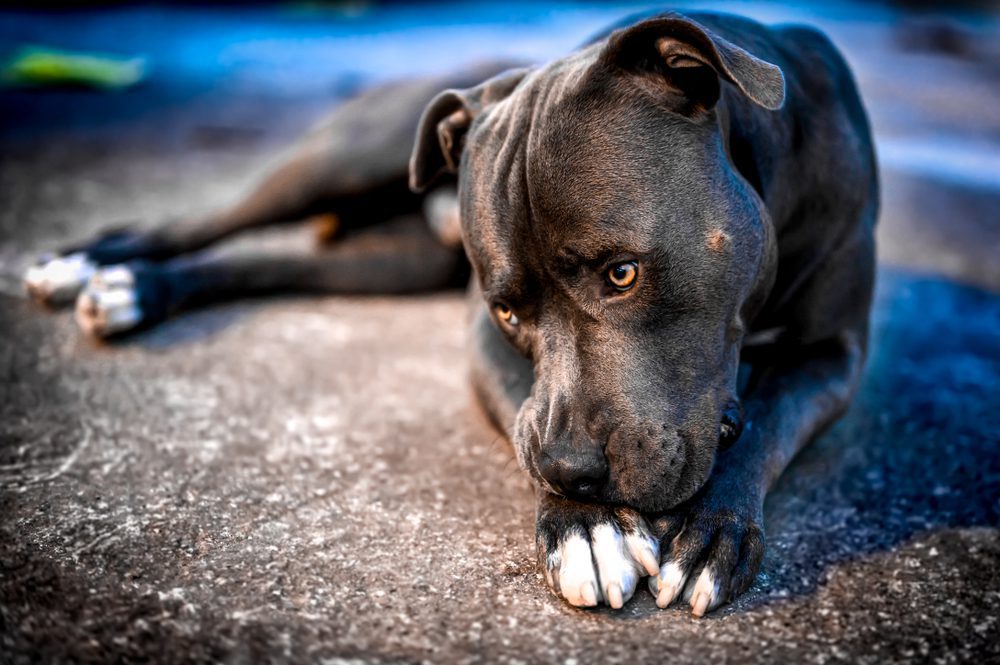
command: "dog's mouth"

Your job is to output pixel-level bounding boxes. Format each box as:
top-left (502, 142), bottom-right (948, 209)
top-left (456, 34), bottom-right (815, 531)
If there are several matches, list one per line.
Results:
top-left (521, 404), bottom-right (744, 512)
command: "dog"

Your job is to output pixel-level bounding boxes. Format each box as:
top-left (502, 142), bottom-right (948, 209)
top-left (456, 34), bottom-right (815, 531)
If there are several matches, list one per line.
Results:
top-left (24, 10), bottom-right (877, 615)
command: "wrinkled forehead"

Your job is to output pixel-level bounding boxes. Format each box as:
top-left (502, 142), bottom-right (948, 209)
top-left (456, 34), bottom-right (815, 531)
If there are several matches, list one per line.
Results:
top-left (459, 52), bottom-right (666, 294)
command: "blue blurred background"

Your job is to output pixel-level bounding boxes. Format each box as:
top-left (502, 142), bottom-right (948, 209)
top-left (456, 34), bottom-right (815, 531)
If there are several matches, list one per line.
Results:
top-left (0, 1), bottom-right (997, 285)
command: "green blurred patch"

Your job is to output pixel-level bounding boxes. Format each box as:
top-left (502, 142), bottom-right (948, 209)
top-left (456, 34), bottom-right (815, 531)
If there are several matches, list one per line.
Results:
top-left (1, 46), bottom-right (147, 90)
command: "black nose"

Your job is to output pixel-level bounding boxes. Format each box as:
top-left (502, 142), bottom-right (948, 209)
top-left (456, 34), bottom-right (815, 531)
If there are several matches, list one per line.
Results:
top-left (538, 453), bottom-right (608, 499)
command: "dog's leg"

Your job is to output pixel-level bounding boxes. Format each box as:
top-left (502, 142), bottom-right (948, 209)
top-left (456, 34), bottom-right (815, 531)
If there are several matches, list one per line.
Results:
top-left (468, 301), bottom-right (661, 609)
top-left (24, 138), bottom-right (417, 306)
top-left (26, 64), bottom-right (523, 307)
top-left (74, 215), bottom-right (465, 337)
top-left (648, 331), bottom-right (866, 615)
top-left (646, 210), bottom-right (877, 615)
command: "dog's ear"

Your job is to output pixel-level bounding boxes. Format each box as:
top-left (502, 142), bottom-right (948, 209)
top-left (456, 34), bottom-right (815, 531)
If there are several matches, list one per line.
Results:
top-left (409, 67), bottom-right (531, 193)
top-left (602, 15), bottom-right (785, 113)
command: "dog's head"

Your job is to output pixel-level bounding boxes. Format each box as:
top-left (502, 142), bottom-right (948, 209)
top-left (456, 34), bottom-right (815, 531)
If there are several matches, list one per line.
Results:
top-left (411, 15), bottom-right (784, 512)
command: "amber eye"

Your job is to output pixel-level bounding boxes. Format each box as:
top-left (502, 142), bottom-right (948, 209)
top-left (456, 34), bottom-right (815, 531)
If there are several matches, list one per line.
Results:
top-left (495, 302), bottom-right (519, 326)
top-left (607, 261), bottom-right (639, 291)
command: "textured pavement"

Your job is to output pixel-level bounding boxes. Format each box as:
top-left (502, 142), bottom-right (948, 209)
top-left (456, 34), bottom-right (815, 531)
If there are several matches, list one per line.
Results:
top-left (1, 3), bottom-right (999, 663)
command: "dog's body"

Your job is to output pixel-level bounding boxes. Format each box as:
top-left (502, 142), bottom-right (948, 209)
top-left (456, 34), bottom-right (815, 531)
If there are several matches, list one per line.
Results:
top-left (25, 11), bottom-right (877, 615)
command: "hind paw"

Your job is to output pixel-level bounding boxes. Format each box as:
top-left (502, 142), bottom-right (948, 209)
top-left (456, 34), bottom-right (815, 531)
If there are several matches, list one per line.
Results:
top-left (74, 266), bottom-right (146, 338)
top-left (24, 252), bottom-right (96, 306)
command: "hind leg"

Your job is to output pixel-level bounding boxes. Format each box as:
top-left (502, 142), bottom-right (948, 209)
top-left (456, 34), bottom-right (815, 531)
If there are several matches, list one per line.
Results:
top-left (24, 62), bottom-right (519, 307)
top-left (23, 140), bottom-right (419, 307)
top-left (74, 215), bottom-right (466, 338)
top-left (23, 79), bottom-right (440, 307)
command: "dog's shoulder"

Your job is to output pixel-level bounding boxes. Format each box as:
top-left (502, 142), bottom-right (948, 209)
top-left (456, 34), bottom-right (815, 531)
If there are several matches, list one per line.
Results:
top-left (680, 15), bottom-right (878, 340)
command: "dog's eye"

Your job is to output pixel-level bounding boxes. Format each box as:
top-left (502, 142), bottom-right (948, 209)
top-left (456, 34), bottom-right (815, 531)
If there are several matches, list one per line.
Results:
top-left (495, 302), bottom-right (519, 326)
top-left (606, 261), bottom-right (639, 291)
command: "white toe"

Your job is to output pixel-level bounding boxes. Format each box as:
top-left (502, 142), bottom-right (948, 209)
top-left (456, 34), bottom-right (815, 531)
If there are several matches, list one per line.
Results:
top-left (688, 567), bottom-right (721, 617)
top-left (24, 252), bottom-right (95, 305)
top-left (590, 524), bottom-right (642, 609)
top-left (75, 266), bottom-right (143, 337)
top-left (625, 531), bottom-right (661, 577)
top-left (558, 533), bottom-right (599, 607)
top-left (654, 560), bottom-right (690, 608)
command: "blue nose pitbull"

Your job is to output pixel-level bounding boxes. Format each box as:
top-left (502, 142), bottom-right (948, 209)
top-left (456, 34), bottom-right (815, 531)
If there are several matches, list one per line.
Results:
top-left (26, 10), bottom-right (876, 616)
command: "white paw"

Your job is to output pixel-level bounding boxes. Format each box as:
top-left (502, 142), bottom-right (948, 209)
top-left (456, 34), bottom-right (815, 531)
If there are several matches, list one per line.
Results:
top-left (686, 566), bottom-right (723, 617)
top-left (542, 515), bottom-right (660, 609)
top-left (75, 265), bottom-right (143, 338)
top-left (552, 533), bottom-right (601, 607)
top-left (24, 252), bottom-right (96, 305)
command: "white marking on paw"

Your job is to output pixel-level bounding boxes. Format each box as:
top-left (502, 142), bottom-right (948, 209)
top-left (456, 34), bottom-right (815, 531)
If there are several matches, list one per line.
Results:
top-left (688, 567), bottom-right (721, 617)
top-left (75, 266), bottom-right (143, 338)
top-left (590, 523), bottom-right (641, 609)
top-left (557, 533), bottom-right (599, 607)
top-left (91, 264), bottom-right (135, 288)
top-left (544, 548), bottom-right (561, 590)
top-left (625, 532), bottom-right (661, 578)
top-left (652, 560), bottom-right (690, 609)
top-left (24, 252), bottom-right (95, 305)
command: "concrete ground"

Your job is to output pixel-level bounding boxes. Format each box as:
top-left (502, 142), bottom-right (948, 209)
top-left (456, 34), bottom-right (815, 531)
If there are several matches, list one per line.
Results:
top-left (1, 3), bottom-right (998, 663)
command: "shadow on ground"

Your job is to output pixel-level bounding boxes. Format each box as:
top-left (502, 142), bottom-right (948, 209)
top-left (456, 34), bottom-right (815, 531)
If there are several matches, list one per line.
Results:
top-left (755, 271), bottom-right (1000, 607)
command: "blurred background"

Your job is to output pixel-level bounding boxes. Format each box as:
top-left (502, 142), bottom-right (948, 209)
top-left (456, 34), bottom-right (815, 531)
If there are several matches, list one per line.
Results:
top-left (1, 0), bottom-right (998, 289)
top-left (1, 2), bottom-right (998, 663)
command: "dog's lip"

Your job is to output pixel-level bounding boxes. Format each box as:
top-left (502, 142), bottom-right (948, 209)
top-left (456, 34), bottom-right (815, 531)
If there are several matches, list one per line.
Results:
top-left (621, 493), bottom-right (684, 514)
top-left (619, 448), bottom-right (712, 514)
top-left (529, 459), bottom-right (703, 513)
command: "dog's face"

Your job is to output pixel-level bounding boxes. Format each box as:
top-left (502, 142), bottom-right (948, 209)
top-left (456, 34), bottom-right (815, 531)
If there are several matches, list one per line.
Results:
top-left (411, 16), bottom-right (784, 513)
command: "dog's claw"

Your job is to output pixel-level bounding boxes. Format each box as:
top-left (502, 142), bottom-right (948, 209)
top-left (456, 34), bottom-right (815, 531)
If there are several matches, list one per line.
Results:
top-left (580, 581), bottom-right (598, 607)
top-left (691, 591), bottom-right (710, 617)
top-left (689, 567), bottom-right (720, 617)
top-left (655, 583), bottom-right (678, 609)
top-left (632, 540), bottom-right (661, 577)
top-left (606, 582), bottom-right (623, 609)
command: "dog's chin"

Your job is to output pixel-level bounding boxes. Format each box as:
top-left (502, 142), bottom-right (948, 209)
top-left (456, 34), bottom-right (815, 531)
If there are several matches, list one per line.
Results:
top-left (614, 467), bottom-right (715, 514)
top-left (617, 490), bottom-right (690, 514)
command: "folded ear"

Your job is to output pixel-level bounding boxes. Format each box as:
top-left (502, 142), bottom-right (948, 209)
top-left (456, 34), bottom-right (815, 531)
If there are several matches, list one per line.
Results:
top-left (409, 67), bottom-right (532, 193)
top-left (602, 15), bottom-right (785, 113)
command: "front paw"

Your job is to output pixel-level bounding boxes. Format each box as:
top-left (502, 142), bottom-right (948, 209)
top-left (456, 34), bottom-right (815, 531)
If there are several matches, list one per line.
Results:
top-left (536, 494), bottom-right (660, 609)
top-left (647, 499), bottom-right (765, 617)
